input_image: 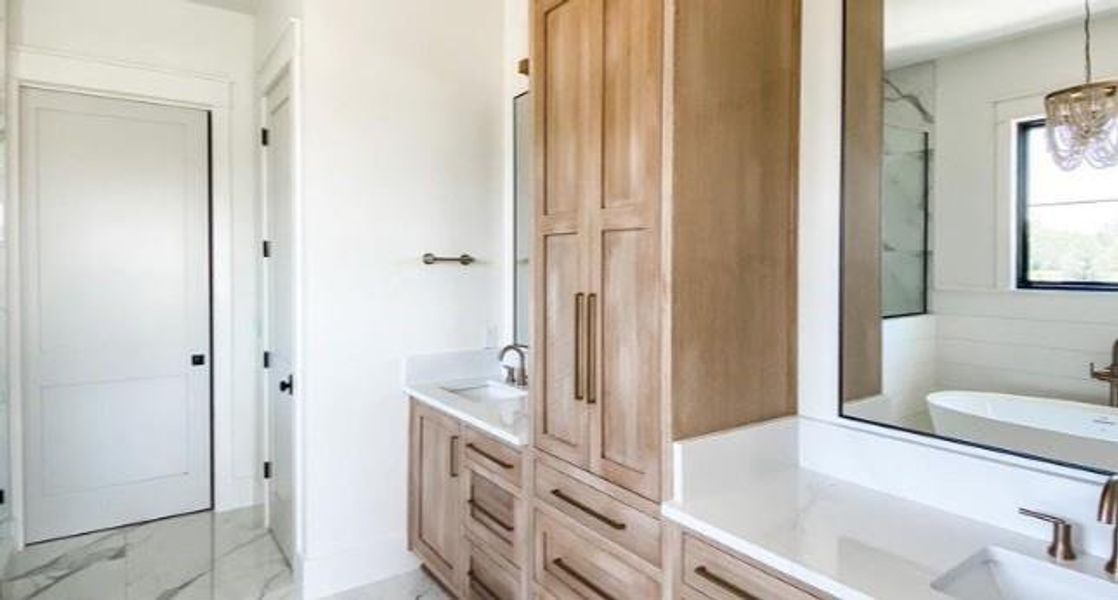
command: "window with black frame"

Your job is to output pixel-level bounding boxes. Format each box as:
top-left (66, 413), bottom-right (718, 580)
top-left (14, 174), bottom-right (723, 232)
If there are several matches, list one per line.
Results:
top-left (1018, 119), bottom-right (1118, 291)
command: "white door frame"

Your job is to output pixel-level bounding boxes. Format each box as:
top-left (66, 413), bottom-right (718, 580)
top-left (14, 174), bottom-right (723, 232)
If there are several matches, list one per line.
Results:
top-left (257, 19), bottom-right (305, 568)
top-left (7, 47), bottom-right (242, 548)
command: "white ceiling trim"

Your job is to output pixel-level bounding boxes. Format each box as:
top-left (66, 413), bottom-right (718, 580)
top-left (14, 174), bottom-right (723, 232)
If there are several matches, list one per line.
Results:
top-left (886, 0), bottom-right (1118, 67)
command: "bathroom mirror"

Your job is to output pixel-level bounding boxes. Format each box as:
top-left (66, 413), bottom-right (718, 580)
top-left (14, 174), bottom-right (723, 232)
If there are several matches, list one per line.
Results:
top-left (842, 0), bottom-right (1118, 474)
top-left (0, 0), bottom-right (10, 554)
top-left (513, 92), bottom-right (533, 347)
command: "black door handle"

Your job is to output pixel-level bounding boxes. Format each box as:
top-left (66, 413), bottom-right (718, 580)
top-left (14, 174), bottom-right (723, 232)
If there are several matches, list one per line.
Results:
top-left (191, 354), bottom-right (206, 366)
top-left (279, 375), bottom-right (294, 395)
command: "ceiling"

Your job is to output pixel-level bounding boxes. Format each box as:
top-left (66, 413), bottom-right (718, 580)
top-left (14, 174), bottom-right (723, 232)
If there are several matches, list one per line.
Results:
top-left (187, 0), bottom-right (258, 15)
top-left (886, 0), bottom-right (1118, 67)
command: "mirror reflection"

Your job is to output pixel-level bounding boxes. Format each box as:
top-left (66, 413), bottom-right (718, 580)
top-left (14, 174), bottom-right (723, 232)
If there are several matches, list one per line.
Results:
top-left (513, 92), bottom-right (532, 348)
top-left (843, 0), bottom-right (1118, 473)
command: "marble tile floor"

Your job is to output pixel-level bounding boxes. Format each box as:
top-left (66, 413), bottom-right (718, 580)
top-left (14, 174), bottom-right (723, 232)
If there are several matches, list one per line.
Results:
top-left (0, 507), bottom-right (449, 600)
top-left (1, 508), bottom-right (292, 600)
top-left (325, 569), bottom-right (449, 600)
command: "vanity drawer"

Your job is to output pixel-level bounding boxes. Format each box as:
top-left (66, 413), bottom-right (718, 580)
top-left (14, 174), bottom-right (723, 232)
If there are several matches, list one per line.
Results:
top-left (465, 427), bottom-right (523, 489)
top-left (681, 535), bottom-right (821, 600)
top-left (465, 466), bottom-right (523, 567)
top-left (535, 462), bottom-right (661, 567)
top-left (466, 540), bottom-right (522, 600)
top-left (535, 511), bottom-right (660, 600)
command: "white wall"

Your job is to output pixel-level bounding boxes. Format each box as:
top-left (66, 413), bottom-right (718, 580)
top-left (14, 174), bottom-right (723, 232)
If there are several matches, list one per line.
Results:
top-left (9, 0), bottom-right (262, 510)
top-left (291, 1), bottom-right (506, 596)
top-left (799, 0), bottom-right (1114, 560)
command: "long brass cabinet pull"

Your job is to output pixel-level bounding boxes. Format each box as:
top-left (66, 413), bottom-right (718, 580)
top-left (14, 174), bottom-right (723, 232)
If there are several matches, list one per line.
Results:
top-left (449, 435), bottom-right (460, 478)
top-left (574, 292), bottom-right (586, 400)
top-left (468, 499), bottom-right (515, 532)
top-left (587, 293), bottom-right (598, 404)
top-left (550, 489), bottom-right (627, 530)
top-left (694, 566), bottom-right (757, 599)
top-left (466, 443), bottom-right (514, 470)
top-left (467, 571), bottom-right (502, 600)
top-left (552, 558), bottom-right (615, 600)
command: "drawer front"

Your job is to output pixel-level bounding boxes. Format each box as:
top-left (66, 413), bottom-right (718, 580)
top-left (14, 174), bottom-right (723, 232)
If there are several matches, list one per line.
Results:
top-left (535, 511), bottom-right (659, 600)
top-left (535, 463), bottom-right (661, 566)
top-left (682, 535), bottom-right (819, 600)
top-left (467, 541), bottom-right (522, 600)
top-left (465, 427), bottom-right (523, 488)
top-left (466, 467), bottom-right (522, 567)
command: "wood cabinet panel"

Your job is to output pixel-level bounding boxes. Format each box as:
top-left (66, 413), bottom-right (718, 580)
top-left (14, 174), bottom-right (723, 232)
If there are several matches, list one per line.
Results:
top-left (681, 534), bottom-right (822, 600)
top-left (536, 233), bottom-right (589, 467)
top-left (668, 0), bottom-right (801, 439)
top-left (465, 467), bottom-right (522, 568)
top-left (409, 400), bottom-right (464, 592)
top-left (534, 461), bottom-right (661, 567)
top-left (538, 0), bottom-right (601, 218)
top-left (467, 540), bottom-right (523, 600)
top-left (464, 427), bottom-right (524, 489)
top-left (601, 0), bottom-right (662, 211)
top-left (535, 510), bottom-right (660, 600)
top-left (590, 226), bottom-right (661, 501)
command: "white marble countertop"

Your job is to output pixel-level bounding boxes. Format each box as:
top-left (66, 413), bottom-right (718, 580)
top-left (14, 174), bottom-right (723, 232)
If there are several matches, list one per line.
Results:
top-left (405, 378), bottom-right (529, 447)
top-left (663, 418), bottom-right (1118, 599)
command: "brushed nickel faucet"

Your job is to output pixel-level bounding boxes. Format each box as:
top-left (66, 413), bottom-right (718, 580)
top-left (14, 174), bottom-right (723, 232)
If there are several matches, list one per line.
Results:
top-left (1100, 476), bottom-right (1118, 575)
top-left (1090, 340), bottom-right (1118, 408)
top-left (1019, 508), bottom-right (1077, 561)
top-left (499, 344), bottom-right (528, 388)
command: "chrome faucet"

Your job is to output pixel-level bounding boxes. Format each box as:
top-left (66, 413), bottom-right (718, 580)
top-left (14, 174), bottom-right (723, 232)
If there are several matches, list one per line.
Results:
top-left (499, 344), bottom-right (528, 388)
top-left (1090, 340), bottom-right (1118, 408)
top-left (1100, 476), bottom-right (1118, 575)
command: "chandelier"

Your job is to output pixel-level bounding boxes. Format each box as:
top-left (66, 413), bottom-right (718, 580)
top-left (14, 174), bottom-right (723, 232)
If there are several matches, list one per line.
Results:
top-left (1045, 0), bottom-right (1118, 170)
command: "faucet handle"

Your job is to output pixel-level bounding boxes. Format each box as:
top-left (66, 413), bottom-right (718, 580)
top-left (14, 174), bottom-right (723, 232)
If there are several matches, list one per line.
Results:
top-left (1091, 362), bottom-right (1117, 382)
top-left (1019, 508), bottom-right (1077, 561)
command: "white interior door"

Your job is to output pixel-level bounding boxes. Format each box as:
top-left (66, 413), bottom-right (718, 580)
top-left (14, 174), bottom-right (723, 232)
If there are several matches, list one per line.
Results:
top-left (21, 88), bottom-right (212, 543)
top-left (265, 72), bottom-right (296, 561)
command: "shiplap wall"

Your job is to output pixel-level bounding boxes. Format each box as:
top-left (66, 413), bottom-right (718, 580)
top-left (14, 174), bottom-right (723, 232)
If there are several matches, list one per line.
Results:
top-left (934, 291), bottom-right (1117, 406)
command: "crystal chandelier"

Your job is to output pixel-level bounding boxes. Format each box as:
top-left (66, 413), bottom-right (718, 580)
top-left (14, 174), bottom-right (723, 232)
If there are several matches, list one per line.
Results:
top-left (1045, 0), bottom-right (1118, 170)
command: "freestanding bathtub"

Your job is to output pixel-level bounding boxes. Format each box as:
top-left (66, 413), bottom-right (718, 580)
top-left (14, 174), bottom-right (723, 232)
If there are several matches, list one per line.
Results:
top-left (927, 391), bottom-right (1118, 471)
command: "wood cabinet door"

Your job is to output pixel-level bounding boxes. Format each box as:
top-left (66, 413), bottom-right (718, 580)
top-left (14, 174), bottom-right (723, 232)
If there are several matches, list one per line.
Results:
top-left (587, 0), bottom-right (663, 501)
top-left (532, 0), bottom-right (602, 469)
top-left (409, 400), bottom-right (465, 591)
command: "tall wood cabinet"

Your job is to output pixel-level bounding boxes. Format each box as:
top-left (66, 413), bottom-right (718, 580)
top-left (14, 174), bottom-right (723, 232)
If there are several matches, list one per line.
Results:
top-left (525, 0), bottom-right (799, 597)
top-left (533, 0), bottom-right (664, 502)
top-left (532, 0), bottom-right (801, 504)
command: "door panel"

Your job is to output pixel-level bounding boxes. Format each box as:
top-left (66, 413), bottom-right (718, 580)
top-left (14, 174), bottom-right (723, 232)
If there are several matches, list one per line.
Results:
top-left (534, 0), bottom-right (604, 470)
top-left (21, 88), bottom-right (211, 542)
top-left (602, 0), bottom-right (662, 210)
top-left (590, 228), bottom-right (660, 499)
top-left (265, 72), bottom-right (297, 561)
top-left (536, 234), bottom-right (588, 467)
top-left (588, 0), bottom-right (663, 500)
top-left (413, 403), bottom-right (464, 588)
top-left (540, 0), bottom-right (599, 218)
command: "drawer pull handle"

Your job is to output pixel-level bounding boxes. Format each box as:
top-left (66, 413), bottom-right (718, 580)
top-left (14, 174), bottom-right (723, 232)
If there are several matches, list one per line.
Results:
top-left (587, 293), bottom-right (597, 404)
top-left (466, 443), bottom-right (515, 470)
top-left (553, 558), bottom-right (616, 600)
top-left (450, 435), bottom-right (461, 478)
top-left (694, 566), bottom-right (757, 599)
top-left (575, 292), bottom-right (586, 401)
top-left (468, 499), bottom-right (515, 532)
top-left (468, 570), bottom-right (502, 600)
top-left (549, 489), bottom-right (627, 530)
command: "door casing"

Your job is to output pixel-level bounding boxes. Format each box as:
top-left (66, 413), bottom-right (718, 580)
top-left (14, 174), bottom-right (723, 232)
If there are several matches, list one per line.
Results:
top-left (7, 48), bottom-right (246, 549)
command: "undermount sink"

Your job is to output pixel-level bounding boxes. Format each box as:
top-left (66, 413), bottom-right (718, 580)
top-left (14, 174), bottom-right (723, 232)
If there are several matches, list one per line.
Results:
top-left (931, 547), bottom-right (1118, 600)
top-left (441, 380), bottom-right (526, 404)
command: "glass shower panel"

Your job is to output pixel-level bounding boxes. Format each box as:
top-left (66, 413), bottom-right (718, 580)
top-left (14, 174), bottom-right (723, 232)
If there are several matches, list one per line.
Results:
top-left (881, 126), bottom-right (929, 317)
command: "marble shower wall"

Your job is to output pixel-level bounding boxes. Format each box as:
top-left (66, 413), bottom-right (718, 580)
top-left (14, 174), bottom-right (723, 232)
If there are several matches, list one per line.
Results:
top-left (882, 61), bottom-right (934, 317)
